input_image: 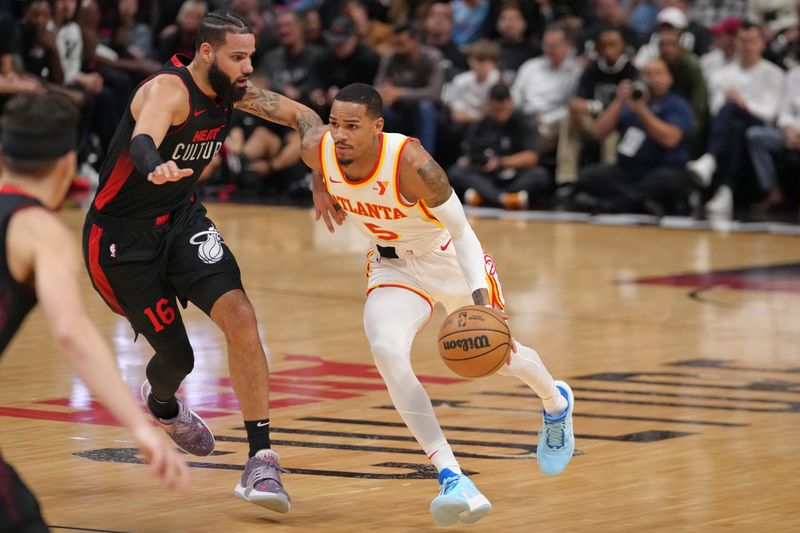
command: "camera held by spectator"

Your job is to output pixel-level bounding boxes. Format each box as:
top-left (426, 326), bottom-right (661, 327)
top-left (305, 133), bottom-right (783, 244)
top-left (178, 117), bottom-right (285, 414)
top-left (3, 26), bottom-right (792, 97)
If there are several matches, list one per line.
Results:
top-left (631, 80), bottom-right (649, 101)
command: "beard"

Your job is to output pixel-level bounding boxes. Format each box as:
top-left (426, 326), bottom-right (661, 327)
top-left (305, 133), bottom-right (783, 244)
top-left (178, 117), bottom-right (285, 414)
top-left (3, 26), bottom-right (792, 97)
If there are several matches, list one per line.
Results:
top-left (208, 61), bottom-right (247, 103)
top-left (338, 158), bottom-right (354, 166)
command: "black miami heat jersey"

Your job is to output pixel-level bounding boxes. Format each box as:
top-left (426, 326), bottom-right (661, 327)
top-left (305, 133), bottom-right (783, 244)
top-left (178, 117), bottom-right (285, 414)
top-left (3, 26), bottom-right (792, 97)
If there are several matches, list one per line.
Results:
top-left (0, 188), bottom-right (41, 355)
top-left (92, 54), bottom-right (232, 218)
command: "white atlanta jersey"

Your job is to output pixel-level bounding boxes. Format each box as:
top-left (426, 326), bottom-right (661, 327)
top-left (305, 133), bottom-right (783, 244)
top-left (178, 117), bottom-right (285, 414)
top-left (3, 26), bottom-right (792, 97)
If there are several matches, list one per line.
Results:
top-left (319, 130), bottom-right (505, 312)
top-left (319, 131), bottom-right (447, 250)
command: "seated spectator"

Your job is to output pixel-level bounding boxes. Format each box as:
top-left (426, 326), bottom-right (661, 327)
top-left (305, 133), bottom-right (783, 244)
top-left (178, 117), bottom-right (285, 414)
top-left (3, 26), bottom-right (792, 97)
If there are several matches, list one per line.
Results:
top-left (751, 0), bottom-right (800, 69)
top-left (217, 111), bottom-right (308, 201)
top-left (688, 23), bottom-right (785, 218)
top-left (748, 0), bottom-right (797, 39)
top-left (511, 23), bottom-right (582, 154)
top-left (700, 16), bottom-right (741, 82)
top-left (78, 0), bottom-right (153, 114)
top-left (302, 8), bottom-right (324, 47)
top-left (449, 83), bottom-right (551, 210)
top-left (568, 59), bottom-right (695, 216)
top-left (495, 2), bottom-right (539, 81)
top-left (634, 5), bottom-right (712, 68)
top-left (557, 27), bottom-right (638, 183)
top-left (254, 9), bottom-right (321, 106)
top-left (422, 1), bottom-right (468, 81)
top-left (157, 0), bottom-right (207, 63)
top-left (0, 13), bottom-right (44, 106)
top-left (375, 21), bottom-right (444, 153)
top-left (308, 16), bottom-right (380, 119)
top-left (112, 0), bottom-right (153, 60)
top-left (580, 0), bottom-right (636, 61)
top-left (745, 65), bottom-right (800, 211)
top-left (20, 0), bottom-right (66, 86)
top-left (343, 0), bottom-right (392, 56)
top-left (452, 0), bottom-right (491, 47)
top-left (51, 0), bottom-right (118, 163)
top-left (442, 39), bottom-right (501, 125)
top-left (439, 39), bottom-right (501, 167)
top-left (657, 26), bottom-right (708, 150)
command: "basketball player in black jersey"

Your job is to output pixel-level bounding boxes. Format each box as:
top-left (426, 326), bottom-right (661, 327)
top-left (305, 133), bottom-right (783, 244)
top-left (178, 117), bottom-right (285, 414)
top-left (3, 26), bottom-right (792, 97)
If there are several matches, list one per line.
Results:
top-left (81, 11), bottom-right (325, 513)
top-left (0, 93), bottom-right (189, 533)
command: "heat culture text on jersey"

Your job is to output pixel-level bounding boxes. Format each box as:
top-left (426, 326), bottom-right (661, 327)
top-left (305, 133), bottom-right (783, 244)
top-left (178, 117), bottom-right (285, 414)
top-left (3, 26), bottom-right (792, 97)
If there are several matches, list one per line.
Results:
top-left (171, 126), bottom-right (225, 162)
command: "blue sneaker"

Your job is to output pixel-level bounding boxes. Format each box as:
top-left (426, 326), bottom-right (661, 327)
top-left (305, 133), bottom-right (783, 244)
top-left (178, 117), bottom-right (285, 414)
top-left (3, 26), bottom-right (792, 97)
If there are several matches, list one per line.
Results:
top-left (537, 380), bottom-right (575, 476)
top-left (429, 469), bottom-right (492, 526)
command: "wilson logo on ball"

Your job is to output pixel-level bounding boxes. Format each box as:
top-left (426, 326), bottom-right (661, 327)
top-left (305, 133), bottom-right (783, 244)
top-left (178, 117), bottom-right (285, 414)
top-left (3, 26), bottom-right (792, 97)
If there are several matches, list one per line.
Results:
top-left (442, 335), bottom-right (491, 352)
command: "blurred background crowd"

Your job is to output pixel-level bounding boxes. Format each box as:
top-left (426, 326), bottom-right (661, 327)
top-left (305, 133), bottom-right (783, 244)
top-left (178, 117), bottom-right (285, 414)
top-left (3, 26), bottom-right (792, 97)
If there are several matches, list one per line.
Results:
top-left (1, 0), bottom-right (800, 222)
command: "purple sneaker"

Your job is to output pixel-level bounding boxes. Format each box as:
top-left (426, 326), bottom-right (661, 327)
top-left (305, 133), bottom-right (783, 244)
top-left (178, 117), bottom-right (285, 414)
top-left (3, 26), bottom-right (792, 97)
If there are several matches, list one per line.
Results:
top-left (234, 449), bottom-right (291, 513)
top-left (140, 380), bottom-right (215, 456)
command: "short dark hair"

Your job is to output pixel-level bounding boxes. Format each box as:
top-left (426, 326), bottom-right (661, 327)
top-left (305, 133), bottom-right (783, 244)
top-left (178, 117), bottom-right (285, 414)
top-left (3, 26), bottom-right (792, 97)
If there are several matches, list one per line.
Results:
top-left (334, 83), bottom-right (383, 118)
top-left (392, 20), bottom-right (420, 39)
top-left (597, 25), bottom-right (627, 46)
top-left (195, 10), bottom-right (252, 52)
top-left (488, 83), bottom-right (511, 102)
top-left (544, 22), bottom-right (572, 45)
top-left (0, 92), bottom-right (79, 177)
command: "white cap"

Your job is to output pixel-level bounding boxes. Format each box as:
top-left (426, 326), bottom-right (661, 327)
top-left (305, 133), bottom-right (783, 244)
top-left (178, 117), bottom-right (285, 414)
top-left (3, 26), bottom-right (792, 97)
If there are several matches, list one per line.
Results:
top-left (656, 7), bottom-right (688, 29)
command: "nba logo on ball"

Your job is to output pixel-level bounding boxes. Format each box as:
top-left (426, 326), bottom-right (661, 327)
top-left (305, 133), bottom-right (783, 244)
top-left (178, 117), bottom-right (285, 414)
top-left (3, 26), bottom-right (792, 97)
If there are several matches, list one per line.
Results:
top-left (189, 226), bottom-right (225, 264)
top-left (438, 305), bottom-right (511, 378)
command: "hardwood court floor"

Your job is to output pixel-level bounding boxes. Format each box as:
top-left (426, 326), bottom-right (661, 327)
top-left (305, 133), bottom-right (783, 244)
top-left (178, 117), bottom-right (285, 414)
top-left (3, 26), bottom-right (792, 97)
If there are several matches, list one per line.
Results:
top-left (1, 204), bottom-right (798, 533)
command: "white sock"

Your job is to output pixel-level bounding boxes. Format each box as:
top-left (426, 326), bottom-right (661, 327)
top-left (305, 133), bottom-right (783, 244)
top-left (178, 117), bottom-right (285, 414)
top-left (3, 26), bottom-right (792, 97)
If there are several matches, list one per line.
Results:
top-left (497, 342), bottom-right (567, 416)
top-left (425, 439), bottom-right (462, 475)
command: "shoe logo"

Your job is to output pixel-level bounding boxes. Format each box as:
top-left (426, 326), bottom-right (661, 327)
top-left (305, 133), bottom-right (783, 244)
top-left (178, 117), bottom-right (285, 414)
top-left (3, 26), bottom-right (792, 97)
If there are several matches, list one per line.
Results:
top-left (189, 225), bottom-right (225, 264)
top-left (194, 108), bottom-right (207, 117)
top-left (109, 243), bottom-right (117, 258)
top-left (373, 180), bottom-right (388, 195)
top-left (440, 239), bottom-right (452, 251)
top-left (256, 421), bottom-right (269, 427)
top-left (328, 175), bottom-right (343, 184)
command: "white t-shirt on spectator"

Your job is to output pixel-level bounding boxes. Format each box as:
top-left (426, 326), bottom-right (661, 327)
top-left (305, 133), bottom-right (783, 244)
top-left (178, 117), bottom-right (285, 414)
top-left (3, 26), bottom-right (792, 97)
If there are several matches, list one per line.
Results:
top-left (510, 55), bottom-right (581, 125)
top-left (442, 68), bottom-right (500, 121)
top-left (56, 22), bottom-right (82, 85)
top-left (699, 49), bottom-right (737, 83)
top-left (708, 59), bottom-right (785, 122)
top-left (777, 66), bottom-right (800, 131)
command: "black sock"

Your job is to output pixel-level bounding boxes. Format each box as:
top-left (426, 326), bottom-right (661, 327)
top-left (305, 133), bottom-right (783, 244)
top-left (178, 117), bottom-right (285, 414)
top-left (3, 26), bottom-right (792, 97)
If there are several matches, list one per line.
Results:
top-left (244, 419), bottom-right (271, 458)
top-left (148, 393), bottom-right (179, 420)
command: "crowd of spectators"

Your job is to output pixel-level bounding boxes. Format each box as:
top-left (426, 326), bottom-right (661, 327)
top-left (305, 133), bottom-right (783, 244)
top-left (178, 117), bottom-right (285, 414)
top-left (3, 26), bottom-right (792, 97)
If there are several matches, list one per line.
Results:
top-left (1, 0), bottom-right (800, 221)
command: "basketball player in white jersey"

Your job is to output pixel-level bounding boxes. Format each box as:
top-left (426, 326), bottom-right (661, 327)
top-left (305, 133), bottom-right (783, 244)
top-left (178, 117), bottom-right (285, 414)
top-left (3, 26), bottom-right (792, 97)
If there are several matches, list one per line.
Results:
top-left (299, 83), bottom-right (576, 526)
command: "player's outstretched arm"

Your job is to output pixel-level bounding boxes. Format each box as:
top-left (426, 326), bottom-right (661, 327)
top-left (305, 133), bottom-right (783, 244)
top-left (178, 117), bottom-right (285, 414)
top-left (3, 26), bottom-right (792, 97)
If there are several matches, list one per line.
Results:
top-left (7, 209), bottom-right (190, 491)
top-left (236, 81), bottom-right (323, 143)
top-left (130, 75), bottom-right (194, 185)
top-left (399, 141), bottom-right (492, 307)
top-left (236, 82), bottom-right (345, 231)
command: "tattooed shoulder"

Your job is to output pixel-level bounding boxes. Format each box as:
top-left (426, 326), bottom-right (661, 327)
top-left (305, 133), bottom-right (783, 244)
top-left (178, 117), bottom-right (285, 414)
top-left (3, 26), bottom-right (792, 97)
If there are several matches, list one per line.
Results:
top-left (416, 159), bottom-right (451, 205)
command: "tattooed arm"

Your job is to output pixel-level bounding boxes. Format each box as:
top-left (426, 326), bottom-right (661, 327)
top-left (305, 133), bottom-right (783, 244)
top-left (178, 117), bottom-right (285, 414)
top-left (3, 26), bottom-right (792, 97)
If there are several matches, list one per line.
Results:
top-left (235, 81), bottom-right (324, 161)
top-left (399, 142), bottom-right (491, 306)
top-left (236, 81), bottom-right (344, 228)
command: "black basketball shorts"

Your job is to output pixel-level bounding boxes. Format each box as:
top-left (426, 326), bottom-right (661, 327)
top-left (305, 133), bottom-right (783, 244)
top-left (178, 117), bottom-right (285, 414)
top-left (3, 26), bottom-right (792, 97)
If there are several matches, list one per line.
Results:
top-left (82, 198), bottom-right (243, 342)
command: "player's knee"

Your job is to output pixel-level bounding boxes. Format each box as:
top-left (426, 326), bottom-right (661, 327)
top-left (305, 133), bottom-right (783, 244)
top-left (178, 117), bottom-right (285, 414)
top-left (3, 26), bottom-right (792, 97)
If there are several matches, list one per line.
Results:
top-left (370, 337), bottom-right (412, 378)
top-left (214, 291), bottom-right (257, 331)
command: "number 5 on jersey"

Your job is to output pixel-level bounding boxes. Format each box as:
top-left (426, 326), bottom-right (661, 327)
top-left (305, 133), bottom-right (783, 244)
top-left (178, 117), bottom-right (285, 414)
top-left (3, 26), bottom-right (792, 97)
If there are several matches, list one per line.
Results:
top-left (364, 222), bottom-right (400, 241)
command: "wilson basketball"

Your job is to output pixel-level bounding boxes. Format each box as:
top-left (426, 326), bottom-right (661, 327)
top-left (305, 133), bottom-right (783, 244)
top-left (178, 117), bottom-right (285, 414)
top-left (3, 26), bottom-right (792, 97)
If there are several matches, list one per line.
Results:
top-left (437, 305), bottom-right (511, 378)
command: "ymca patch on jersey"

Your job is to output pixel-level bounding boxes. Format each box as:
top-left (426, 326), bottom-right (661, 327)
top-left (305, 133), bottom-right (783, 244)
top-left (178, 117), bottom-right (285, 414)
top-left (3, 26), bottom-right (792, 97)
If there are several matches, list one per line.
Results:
top-left (189, 225), bottom-right (224, 264)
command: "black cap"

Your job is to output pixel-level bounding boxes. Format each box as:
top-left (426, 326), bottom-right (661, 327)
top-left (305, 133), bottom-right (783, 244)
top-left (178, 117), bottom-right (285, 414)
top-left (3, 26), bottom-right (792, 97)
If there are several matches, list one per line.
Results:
top-left (324, 16), bottom-right (356, 45)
